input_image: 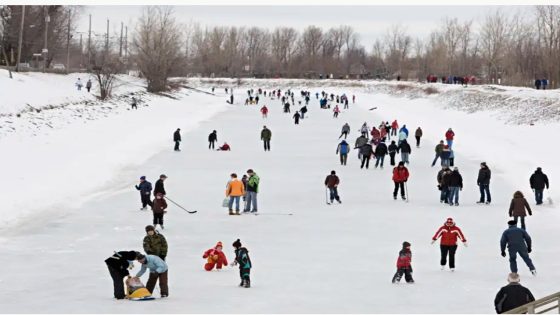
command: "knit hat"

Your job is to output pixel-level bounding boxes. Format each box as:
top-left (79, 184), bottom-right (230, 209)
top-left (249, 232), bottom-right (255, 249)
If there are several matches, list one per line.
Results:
top-left (160, 174), bottom-right (167, 179)
top-left (331, 170), bottom-right (336, 175)
top-left (136, 252), bottom-right (145, 260)
top-left (215, 241), bottom-right (223, 248)
top-left (508, 272), bottom-right (520, 283)
top-left (232, 239), bottom-right (242, 248)
top-left (445, 217), bottom-right (454, 226)
top-left (508, 220), bottom-right (517, 226)
top-left (145, 225), bottom-right (155, 232)
top-left (402, 241), bottom-right (411, 248)
top-left (140, 176), bottom-right (146, 180)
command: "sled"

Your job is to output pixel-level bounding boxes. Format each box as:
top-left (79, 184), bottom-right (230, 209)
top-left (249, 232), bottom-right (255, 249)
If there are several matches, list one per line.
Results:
top-left (125, 277), bottom-right (155, 301)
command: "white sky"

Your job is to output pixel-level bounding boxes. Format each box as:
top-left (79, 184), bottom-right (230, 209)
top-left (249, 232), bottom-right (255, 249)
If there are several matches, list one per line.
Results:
top-left (77, 5), bottom-right (535, 50)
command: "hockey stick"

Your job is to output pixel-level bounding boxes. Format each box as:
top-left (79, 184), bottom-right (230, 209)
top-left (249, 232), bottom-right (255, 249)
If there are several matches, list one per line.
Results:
top-left (164, 196), bottom-right (197, 214)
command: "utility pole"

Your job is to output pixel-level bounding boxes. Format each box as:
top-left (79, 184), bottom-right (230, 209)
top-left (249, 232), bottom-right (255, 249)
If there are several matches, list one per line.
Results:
top-left (87, 14), bottom-right (91, 71)
top-left (105, 19), bottom-right (109, 54)
top-left (15, 5), bottom-right (25, 72)
top-left (119, 22), bottom-right (123, 57)
top-left (66, 8), bottom-right (71, 73)
top-left (43, 6), bottom-right (50, 73)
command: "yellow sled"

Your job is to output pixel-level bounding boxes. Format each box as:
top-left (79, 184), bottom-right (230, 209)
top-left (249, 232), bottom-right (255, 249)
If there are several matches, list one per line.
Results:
top-left (125, 277), bottom-right (155, 301)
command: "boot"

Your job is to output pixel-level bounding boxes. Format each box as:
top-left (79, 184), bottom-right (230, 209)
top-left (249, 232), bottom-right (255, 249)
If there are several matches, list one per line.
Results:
top-left (239, 280), bottom-right (245, 287)
top-left (229, 209), bottom-right (234, 215)
top-left (235, 210), bottom-right (241, 215)
top-left (244, 279), bottom-right (251, 288)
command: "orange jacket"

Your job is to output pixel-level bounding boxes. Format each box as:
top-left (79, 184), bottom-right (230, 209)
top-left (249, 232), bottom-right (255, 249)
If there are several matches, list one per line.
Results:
top-left (226, 179), bottom-right (245, 197)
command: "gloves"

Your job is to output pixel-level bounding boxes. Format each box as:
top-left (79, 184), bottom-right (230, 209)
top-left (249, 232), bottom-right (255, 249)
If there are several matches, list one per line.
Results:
top-left (430, 240), bottom-right (436, 245)
top-left (463, 242), bottom-right (468, 248)
top-left (501, 251), bottom-right (506, 257)
top-left (528, 247), bottom-right (532, 253)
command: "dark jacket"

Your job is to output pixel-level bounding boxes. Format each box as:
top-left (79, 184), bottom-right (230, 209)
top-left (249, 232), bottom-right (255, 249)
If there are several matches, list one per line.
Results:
top-left (324, 175), bottom-right (340, 188)
top-left (500, 226), bottom-right (532, 252)
top-left (435, 143), bottom-right (444, 155)
top-left (355, 136), bottom-right (368, 149)
top-left (478, 167), bottom-right (491, 185)
top-left (293, 112), bottom-right (301, 120)
top-left (104, 251), bottom-right (137, 276)
top-left (261, 128), bottom-right (272, 141)
top-left (234, 247), bottom-right (252, 269)
top-left (152, 197), bottom-right (168, 214)
top-left (388, 143), bottom-right (398, 154)
top-left (143, 232), bottom-right (168, 258)
top-left (173, 130), bottom-right (181, 142)
top-left (494, 283), bottom-right (535, 314)
top-left (415, 128), bottom-right (422, 137)
top-left (135, 181), bottom-right (152, 194)
top-left (208, 132), bottom-right (217, 142)
top-left (509, 194), bottom-right (532, 217)
top-left (398, 141), bottom-right (412, 154)
top-left (375, 143), bottom-right (388, 156)
top-left (448, 171), bottom-right (463, 188)
top-left (360, 143), bottom-right (373, 157)
top-left (154, 179), bottom-right (166, 196)
top-left (530, 170), bottom-right (549, 190)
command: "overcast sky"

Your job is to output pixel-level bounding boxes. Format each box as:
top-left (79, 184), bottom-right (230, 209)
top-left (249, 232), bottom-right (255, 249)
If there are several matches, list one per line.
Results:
top-left (77, 5), bottom-right (533, 50)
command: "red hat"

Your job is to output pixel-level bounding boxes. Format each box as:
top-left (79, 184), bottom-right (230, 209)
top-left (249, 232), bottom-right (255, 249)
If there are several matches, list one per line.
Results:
top-left (445, 217), bottom-right (455, 226)
top-left (215, 241), bottom-right (223, 248)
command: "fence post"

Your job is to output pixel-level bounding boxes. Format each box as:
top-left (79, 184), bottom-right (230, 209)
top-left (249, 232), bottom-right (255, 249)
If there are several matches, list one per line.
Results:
top-left (527, 304), bottom-right (535, 314)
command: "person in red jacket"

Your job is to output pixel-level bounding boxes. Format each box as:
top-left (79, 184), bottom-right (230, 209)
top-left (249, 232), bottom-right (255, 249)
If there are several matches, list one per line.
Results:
top-left (391, 120), bottom-right (399, 137)
top-left (203, 241), bottom-right (228, 271)
top-left (260, 105), bottom-right (268, 118)
top-left (432, 217), bottom-right (467, 271)
top-left (445, 128), bottom-right (455, 148)
top-left (392, 161), bottom-right (409, 200)
top-left (392, 241), bottom-right (414, 283)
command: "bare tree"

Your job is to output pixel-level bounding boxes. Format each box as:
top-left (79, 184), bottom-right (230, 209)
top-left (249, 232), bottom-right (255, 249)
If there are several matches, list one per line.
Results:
top-left (480, 9), bottom-right (511, 81)
top-left (133, 6), bottom-right (183, 92)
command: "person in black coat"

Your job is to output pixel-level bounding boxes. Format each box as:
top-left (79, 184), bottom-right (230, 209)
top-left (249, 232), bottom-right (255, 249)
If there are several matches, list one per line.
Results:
top-left (208, 130), bottom-right (218, 150)
top-left (494, 273), bottom-right (535, 314)
top-left (477, 162), bottom-right (491, 204)
top-left (293, 112), bottom-right (301, 124)
top-left (154, 174), bottom-right (167, 196)
top-left (500, 220), bottom-right (536, 274)
top-left (360, 143), bottom-right (374, 169)
top-left (105, 250), bottom-right (139, 299)
top-left (388, 140), bottom-right (398, 166)
top-left (173, 128), bottom-right (181, 151)
top-left (529, 167), bottom-right (549, 205)
top-left (447, 167), bottom-right (463, 206)
top-left (374, 140), bottom-right (388, 168)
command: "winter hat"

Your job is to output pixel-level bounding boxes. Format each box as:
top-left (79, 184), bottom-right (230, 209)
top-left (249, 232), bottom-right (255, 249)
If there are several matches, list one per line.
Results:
top-left (402, 241), bottom-right (411, 248)
top-left (145, 225), bottom-right (155, 232)
top-left (445, 218), bottom-right (455, 226)
top-left (398, 161), bottom-right (405, 166)
top-left (453, 167), bottom-right (459, 171)
top-left (481, 162), bottom-right (487, 167)
top-left (247, 169), bottom-right (254, 174)
top-left (232, 239), bottom-right (242, 248)
top-left (536, 167), bottom-right (542, 172)
top-left (331, 170), bottom-right (336, 175)
top-left (160, 174), bottom-right (167, 179)
top-left (140, 176), bottom-right (146, 180)
top-left (508, 220), bottom-right (517, 226)
top-left (215, 241), bottom-right (223, 248)
top-left (508, 272), bottom-right (520, 283)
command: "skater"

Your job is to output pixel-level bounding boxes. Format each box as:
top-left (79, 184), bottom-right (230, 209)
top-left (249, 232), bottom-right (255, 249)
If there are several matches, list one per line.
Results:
top-left (374, 139), bottom-right (388, 168)
top-left (398, 128), bottom-right (408, 146)
top-left (203, 241), bottom-right (228, 271)
top-left (360, 122), bottom-right (369, 138)
top-left (324, 170), bottom-right (341, 204)
top-left (431, 140), bottom-right (445, 167)
top-left (384, 122), bottom-right (391, 140)
top-left (75, 78), bottom-right (83, 91)
top-left (440, 145), bottom-right (451, 167)
top-left (300, 105), bottom-right (307, 119)
top-left (333, 105), bottom-right (340, 118)
top-left (336, 140), bottom-right (349, 166)
top-left (352, 94), bottom-right (355, 103)
top-left (509, 191), bottom-right (532, 230)
top-left (388, 140), bottom-right (398, 166)
top-left (154, 174), bottom-right (167, 196)
top-left (398, 139), bottom-right (411, 164)
top-left (500, 220), bottom-right (536, 275)
top-left (143, 225), bottom-right (168, 261)
top-left (477, 162), bottom-right (492, 204)
top-left (415, 127), bottom-right (422, 147)
top-left (529, 167), bottom-right (549, 205)
top-left (261, 126), bottom-right (272, 151)
top-left (445, 128), bottom-right (455, 148)
top-left (244, 169), bottom-right (259, 213)
top-left (86, 79), bottom-right (92, 92)
top-left (173, 128), bottom-right (181, 151)
top-left (431, 218), bottom-right (467, 271)
top-left (260, 105), bottom-right (268, 118)
top-left (494, 273), bottom-right (535, 314)
top-left (392, 241), bottom-right (414, 284)
top-left (392, 162), bottom-right (409, 200)
top-left (231, 239), bottom-right (252, 288)
top-left (229, 94), bottom-right (234, 105)
top-left (447, 167), bottom-right (463, 206)
top-left (437, 166), bottom-right (452, 204)
top-left (371, 127), bottom-right (381, 144)
top-left (136, 176), bottom-right (153, 210)
top-left (105, 250), bottom-right (139, 299)
top-left (135, 253), bottom-right (169, 298)
top-left (226, 173), bottom-right (245, 215)
top-left (151, 192), bottom-right (167, 229)
top-left (208, 130), bottom-right (218, 150)
top-left (354, 134), bottom-right (368, 160)
top-left (293, 111), bottom-right (301, 124)
top-left (359, 141), bottom-right (373, 169)
top-left (339, 123), bottom-right (350, 139)
top-left (283, 102), bottom-right (290, 113)
top-left (391, 120), bottom-right (399, 137)
top-left (217, 142), bottom-right (231, 151)
top-left (131, 97), bottom-right (138, 110)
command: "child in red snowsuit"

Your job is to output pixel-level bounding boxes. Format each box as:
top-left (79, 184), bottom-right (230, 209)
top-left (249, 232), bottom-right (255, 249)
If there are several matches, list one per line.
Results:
top-left (203, 242), bottom-right (228, 271)
top-left (392, 241), bottom-right (414, 283)
top-left (260, 105), bottom-right (268, 118)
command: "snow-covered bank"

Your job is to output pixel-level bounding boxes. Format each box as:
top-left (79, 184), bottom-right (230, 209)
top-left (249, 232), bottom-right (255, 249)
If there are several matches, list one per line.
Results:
top-left (0, 71), bottom-right (231, 228)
